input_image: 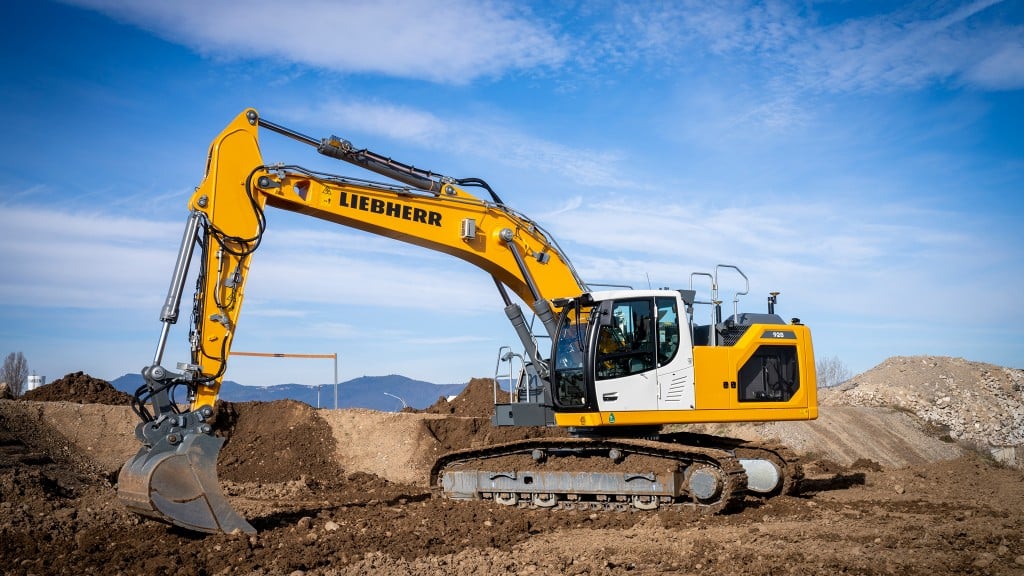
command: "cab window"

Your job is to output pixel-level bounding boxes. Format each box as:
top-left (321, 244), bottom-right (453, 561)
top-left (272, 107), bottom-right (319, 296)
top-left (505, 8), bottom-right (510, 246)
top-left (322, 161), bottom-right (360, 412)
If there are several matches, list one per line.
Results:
top-left (595, 299), bottom-right (656, 380)
top-left (656, 297), bottom-right (680, 366)
top-left (552, 317), bottom-right (589, 408)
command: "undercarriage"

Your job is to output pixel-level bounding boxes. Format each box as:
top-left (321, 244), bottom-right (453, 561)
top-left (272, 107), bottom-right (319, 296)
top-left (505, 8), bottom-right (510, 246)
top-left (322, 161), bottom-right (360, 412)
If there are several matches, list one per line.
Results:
top-left (431, 433), bottom-right (801, 514)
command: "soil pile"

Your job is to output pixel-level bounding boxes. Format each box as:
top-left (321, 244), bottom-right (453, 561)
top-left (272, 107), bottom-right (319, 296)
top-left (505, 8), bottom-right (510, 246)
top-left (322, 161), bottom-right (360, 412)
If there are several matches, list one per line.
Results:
top-left (423, 415), bottom-right (568, 453)
top-left (0, 401), bottom-right (132, 544)
top-left (216, 399), bottom-right (343, 484)
top-left (821, 356), bottom-right (1024, 451)
top-left (424, 377), bottom-right (499, 417)
top-left (21, 372), bottom-right (132, 406)
top-left (420, 377), bottom-right (568, 453)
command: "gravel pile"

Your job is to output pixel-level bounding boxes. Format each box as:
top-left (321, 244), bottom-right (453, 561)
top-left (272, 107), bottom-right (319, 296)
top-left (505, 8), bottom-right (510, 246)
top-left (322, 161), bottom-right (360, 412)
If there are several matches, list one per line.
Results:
top-left (821, 356), bottom-right (1024, 456)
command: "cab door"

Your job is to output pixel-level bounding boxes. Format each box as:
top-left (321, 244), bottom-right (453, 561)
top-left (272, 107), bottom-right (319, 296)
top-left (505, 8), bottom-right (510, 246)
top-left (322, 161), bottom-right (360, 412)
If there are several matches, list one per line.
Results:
top-left (655, 296), bottom-right (696, 410)
top-left (592, 298), bottom-right (659, 412)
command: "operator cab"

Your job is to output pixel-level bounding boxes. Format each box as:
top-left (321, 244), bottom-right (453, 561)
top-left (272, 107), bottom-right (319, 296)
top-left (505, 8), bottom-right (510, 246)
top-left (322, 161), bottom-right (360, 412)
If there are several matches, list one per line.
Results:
top-left (549, 282), bottom-right (812, 424)
top-left (551, 289), bottom-right (697, 414)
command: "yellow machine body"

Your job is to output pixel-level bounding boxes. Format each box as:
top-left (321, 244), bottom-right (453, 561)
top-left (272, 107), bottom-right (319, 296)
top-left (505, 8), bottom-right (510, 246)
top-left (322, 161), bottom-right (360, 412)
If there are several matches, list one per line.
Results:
top-left (556, 324), bottom-right (817, 428)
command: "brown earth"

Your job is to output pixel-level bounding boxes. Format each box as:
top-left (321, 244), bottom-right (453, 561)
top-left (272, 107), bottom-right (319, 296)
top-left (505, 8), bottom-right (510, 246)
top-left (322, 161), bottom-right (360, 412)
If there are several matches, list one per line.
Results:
top-left (21, 371), bottom-right (133, 405)
top-left (422, 377), bottom-right (500, 416)
top-left (1, 359), bottom-right (1023, 575)
top-left (215, 400), bottom-right (343, 485)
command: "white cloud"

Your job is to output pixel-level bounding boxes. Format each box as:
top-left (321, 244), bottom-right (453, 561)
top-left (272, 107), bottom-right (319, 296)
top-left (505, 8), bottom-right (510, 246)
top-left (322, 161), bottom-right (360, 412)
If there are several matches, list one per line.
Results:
top-left (545, 193), bottom-right (1016, 332)
top-left (963, 40), bottom-right (1024, 90)
top-left (243, 246), bottom-right (498, 314)
top-left (176, 212), bottom-right (508, 321)
top-left (594, 1), bottom-right (1021, 94)
top-left (0, 205), bottom-right (181, 309)
top-left (794, 0), bottom-right (1022, 92)
top-left (294, 101), bottom-right (449, 146)
top-left (0, 203), bottom-right (522, 384)
top-left (60, 0), bottom-right (1022, 94)
top-left (281, 99), bottom-right (629, 188)
top-left (241, 308), bottom-right (308, 319)
top-left (0, 204), bottom-right (497, 314)
top-left (538, 195), bottom-right (584, 219)
top-left (402, 334), bottom-right (493, 345)
top-left (61, 0), bottom-right (567, 84)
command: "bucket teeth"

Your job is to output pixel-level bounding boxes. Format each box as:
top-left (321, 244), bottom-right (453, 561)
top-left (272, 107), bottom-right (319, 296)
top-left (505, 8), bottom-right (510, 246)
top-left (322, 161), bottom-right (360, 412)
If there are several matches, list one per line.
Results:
top-left (117, 432), bottom-right (255, 534)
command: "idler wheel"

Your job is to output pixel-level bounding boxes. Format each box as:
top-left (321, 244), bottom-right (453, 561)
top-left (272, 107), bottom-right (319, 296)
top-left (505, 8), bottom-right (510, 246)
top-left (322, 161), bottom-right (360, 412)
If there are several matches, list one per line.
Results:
top-left (686, 465), bottom-right (723, 503)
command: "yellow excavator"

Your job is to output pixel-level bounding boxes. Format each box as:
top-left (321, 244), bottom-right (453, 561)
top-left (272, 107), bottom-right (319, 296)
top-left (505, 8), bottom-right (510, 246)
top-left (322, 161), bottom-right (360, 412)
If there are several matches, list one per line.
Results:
top-left (118, 109), bottom-right (817, 534)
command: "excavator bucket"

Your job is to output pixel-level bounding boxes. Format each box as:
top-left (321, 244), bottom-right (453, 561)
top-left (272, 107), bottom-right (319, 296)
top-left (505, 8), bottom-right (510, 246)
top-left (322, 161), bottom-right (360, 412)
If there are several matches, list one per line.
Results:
top-left (117, 431), bottom-right (255, 534)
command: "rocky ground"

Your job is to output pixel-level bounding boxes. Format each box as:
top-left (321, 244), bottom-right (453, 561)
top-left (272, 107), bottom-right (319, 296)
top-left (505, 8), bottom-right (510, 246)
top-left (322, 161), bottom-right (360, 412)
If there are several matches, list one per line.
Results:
top-left (1, 358), bottom-right (1023, 575)
top-left (821, 356), bottom-right (1024, 462)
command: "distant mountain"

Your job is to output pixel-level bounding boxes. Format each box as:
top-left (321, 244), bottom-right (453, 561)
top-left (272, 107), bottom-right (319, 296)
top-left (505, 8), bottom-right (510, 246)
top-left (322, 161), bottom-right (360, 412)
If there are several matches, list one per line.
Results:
top-left (110, 373), bottom-right (465, 411)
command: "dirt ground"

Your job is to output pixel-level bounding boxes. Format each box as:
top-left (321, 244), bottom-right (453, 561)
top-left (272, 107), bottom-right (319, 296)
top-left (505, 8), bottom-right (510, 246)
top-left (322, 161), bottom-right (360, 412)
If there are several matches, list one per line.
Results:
top-left (2, 363), bottom-right (1024, 575)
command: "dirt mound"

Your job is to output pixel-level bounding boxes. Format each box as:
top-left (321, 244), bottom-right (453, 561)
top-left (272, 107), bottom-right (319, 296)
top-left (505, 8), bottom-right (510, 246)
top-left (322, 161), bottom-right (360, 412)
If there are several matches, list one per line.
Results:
top-left (0, 401), bottom-right (131, 548)
top-left (415, 376), bottom-right (569, 473)
top-left (0, 405), bottom-right (85, 478)
top-left (821, 356), bottom-right (1024, 459)
top-left (318, 410), bottom-right (446, 485)
top-left (424, 416), bottom-right (568, 453)
top-left (21, 372), bottom-right (132, 406)
top-left (424, 377), bottom-right (498, 417)
top-left (318, 409), bottom-right (569, 488)
top-left (215, 399), bottom-right (343, 484)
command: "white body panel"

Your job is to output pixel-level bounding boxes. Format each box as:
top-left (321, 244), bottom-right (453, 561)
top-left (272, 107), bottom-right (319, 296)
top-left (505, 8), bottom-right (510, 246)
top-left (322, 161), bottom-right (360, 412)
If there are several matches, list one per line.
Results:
top-left (594, 370), bottom-right (659, 412)
top-left (657, 363), bottom-right (696, 410)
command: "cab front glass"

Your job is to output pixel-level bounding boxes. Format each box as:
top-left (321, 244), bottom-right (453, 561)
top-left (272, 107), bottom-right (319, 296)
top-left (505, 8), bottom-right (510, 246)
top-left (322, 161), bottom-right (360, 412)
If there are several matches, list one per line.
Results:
top-left (551, 305), bottom-right (592, 409)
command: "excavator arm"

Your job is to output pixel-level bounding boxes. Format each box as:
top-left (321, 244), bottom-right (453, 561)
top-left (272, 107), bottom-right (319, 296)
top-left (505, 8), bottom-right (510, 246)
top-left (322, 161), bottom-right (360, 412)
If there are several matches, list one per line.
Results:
top-left (187, 109), bottom-right (588, 405)
top-left (118, 108), bottom-right (587, 533)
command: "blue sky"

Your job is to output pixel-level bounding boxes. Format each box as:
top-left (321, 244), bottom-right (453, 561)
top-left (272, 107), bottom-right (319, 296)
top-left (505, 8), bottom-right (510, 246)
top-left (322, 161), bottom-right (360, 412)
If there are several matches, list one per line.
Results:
top-left (1, 0), bottom-right (1021, 388)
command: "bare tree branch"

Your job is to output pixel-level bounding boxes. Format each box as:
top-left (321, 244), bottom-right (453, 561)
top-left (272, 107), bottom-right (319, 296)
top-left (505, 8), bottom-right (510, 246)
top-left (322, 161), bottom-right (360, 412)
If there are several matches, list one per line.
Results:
top-left (2, 352), bottom-right (29, 397)
top-left (816, 354), bottom-right (851, 388)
